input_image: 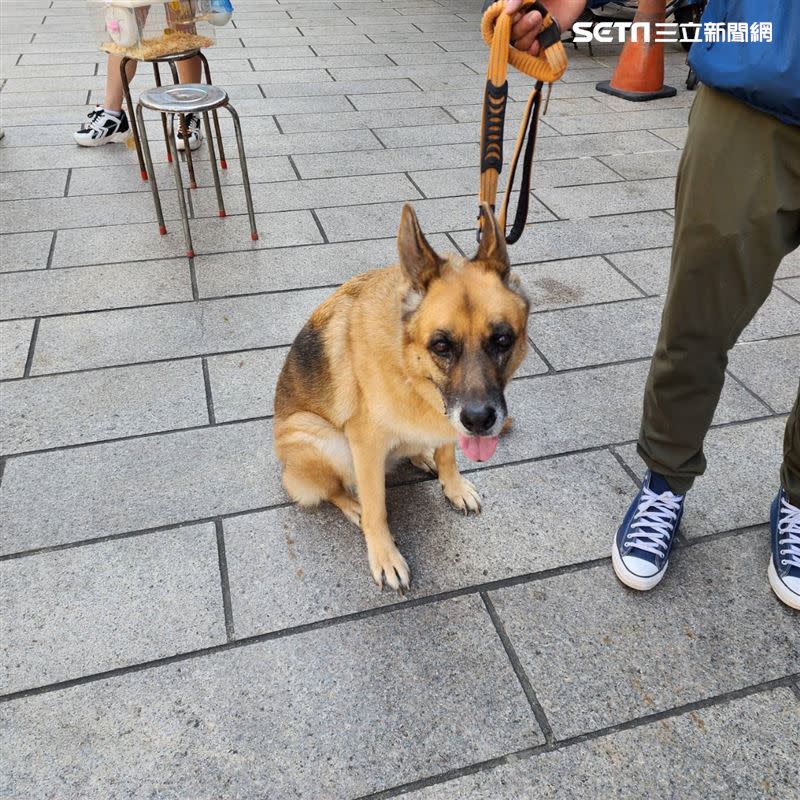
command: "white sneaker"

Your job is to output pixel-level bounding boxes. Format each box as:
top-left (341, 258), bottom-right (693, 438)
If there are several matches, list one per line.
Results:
top-left (73, 107), bottom-right (131, 147)
top-left (176, 113), bottom-right (203, 152)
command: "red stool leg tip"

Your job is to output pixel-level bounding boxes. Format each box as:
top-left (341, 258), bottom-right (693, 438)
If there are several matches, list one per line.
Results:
top-left (251, 232), bottom-right (259, 241)
top-left (167, 153), bottom-right (173, 163)
top-left (158, 226), bottom-right (167, 236)
top-left (187, 250), bottom-right (195, 259)
top-left (220, 160), bottom-right (228, 170)
top-left (141, 170), bottom-right (149, 181)
top-left (219, 210), bottom-right (226, 218)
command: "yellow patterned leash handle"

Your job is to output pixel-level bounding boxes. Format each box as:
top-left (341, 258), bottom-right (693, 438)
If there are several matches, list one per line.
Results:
top-left (478, 1), bottom-right (567, 243)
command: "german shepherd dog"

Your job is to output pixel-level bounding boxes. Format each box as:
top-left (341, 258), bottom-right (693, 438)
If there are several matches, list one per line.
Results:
top-left (274, 203), bottom-right (529, 590)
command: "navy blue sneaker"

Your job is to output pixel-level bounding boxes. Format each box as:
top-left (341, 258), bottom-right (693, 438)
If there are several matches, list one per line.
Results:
top-left (613, 471), bottom-right (685, 591)
top-left (768, 489), bottom-right (800, 610)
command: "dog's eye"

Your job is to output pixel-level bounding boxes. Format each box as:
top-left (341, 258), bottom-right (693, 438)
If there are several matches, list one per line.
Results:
top-left (493, 333), bottom-right (514, 351)
top-left (430, 338), bottom-right (452, 356)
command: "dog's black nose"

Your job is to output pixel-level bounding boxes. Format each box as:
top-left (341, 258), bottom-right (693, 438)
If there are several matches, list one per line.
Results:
top-left (460, 404), bottom-right (497, 434)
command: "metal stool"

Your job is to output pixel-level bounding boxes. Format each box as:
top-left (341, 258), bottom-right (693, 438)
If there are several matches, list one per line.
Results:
top-left (136, 83), bottom-right (258, 259)
top-left (121, 48), bottom-right (226, 186)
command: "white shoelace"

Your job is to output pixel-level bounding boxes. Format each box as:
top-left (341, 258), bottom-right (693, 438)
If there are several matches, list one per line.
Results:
top-left (778, 497), bottom-right (800, 569)
top-left (626, 486), bottom-right (683, 556)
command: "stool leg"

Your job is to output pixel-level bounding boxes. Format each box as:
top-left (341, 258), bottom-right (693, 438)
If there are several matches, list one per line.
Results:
top-left (165, 121), bottom-right (195, 259)
top-left (152, 62), bottom-right (172, 164)
top-left (121, 56), bottom-right (147, 181)
top-left (166, 61), bottom-right (197, 189)
top-left (227, 104), bottom-right (258, 241)
top-left (202, 111), bottom-right (226, 218)
top-left (137, 103), bottom-right (166, 236)
top-left (200, 52), bottom-right (227, 169)
top-left (179, 112), bottom-right (198, 190)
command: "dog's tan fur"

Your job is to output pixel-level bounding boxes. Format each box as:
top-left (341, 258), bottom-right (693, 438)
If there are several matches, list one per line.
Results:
top-left (274, 203), bottom-right (529, 589)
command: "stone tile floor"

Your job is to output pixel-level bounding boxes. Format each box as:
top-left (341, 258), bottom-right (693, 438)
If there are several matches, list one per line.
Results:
top-left (0, 1), bottom-right (798, 798)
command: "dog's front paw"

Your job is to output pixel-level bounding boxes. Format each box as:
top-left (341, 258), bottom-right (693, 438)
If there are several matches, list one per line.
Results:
top-left (367, 535), bottom-right (411, 593)
top-left (442, 476), bottom-right (481, 515)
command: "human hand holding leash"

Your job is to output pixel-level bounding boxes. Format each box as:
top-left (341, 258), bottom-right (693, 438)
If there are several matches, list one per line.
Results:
top-left (505, 0), bottom-right (586, 54)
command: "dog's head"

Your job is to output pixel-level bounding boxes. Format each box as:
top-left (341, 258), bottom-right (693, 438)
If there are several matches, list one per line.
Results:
top-left (398, 203), bottom-right (529, 462)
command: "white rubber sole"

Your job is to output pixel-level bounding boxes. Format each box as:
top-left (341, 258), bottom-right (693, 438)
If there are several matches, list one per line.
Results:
top-left (73, 130), bottom-right (131, 147)
top-left (176, 134), bottom-right (203, 152)
top-left (612, 543), bottom-right (667, 591)
top-left (768, 560), bottom-right (800, 610)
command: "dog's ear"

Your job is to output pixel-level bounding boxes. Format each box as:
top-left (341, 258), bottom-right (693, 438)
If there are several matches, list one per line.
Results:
top-left (474, 202), bottom-right (509, 279)
top-left (397, 203), bottom-right (442, 291)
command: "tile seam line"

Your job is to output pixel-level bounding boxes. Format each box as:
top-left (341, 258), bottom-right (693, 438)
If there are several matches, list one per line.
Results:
top-left (2, 537), bottom-right (789, 704)
top-left (0, 389), bottom-right (786, 464)
top-left (0, 204), bottom-right (676, 240)
top-left (481, 591), bottom-right (555, 745)
top-left (354, 672), bottom-right (800, 800)
top-left (0, 240), bottom-right (681, 278)
top-left (0, 284), bottom-right (665, 325)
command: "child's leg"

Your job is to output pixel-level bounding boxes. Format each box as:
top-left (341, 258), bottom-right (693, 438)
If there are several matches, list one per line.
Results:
top-left (104, 54), bottom-right (137, 112)
top-left (176, 55), bottom-right (201, 84)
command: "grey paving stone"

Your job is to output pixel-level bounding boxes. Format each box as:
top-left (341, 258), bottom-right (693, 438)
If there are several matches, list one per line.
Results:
top-left (0, 596), bottom-right (540, 800)
top-left (68, 157), bottom-right (296, 197)
top-left (194, 235), bottom-right (450, 297)
top-left (616, 417), bottom-right (788, 540)
top-left (545, 108), bottom-right (690, 136)
top-left (0, 131), bottom-right (380, 173)
top-left (606, 247), bottom-right (672, 294)
top-left (405, 688), bottom-right (800, 799)
top-left (744, 289), bottom-right (800, 340)
top-left (0, 191), bottom-right (182, 234)
top-left (0, 231), bottom-right (53, 272)
top-left (226, 450), bottom-right (634, 634)
top-left (50, 209), bottom-right (322, 269)
top-left (0, 259), bottom-right (191, 320)
top-left (0, 169), bottom-right (68, 201)
top-left (727, 336), bottom-right (800, 413)
top-left (350, 88), bottom-right (492, 111)
top-left (489, 529), bottom-right (799, 738)
top-left (0, 524), bottom-right (225, 694)
top-left (206, 347), bottom-right (287, 422)
top-left (0, 319), bottom-right (33, 380)
top-left (598, 150), bottom-right (684, 180)
top-left (191, 174), bottom-right (421, 218)
top-left (276, 106), bottom-right (454, 134)
top-left (536, 177), bottom-right (676, 220)
top-left (249, 54), bottom-right (394, 71)
top-left (653, 126), bottom-right (689, 147)
top-left (518, 256), bottom-right (643, 312)
top-left (317, 195), bottom-right (554, 242)
top-left (470, 360), bottom-right (764, 470)
top-left (528, 297), bottom-right (663, 370)
top-left (31, 288), bottom-right (329, 374)
top-left (778, 276), bottom-right (800, 301)
top-left (777, 248), bottom-right (800, 278)
top-left (294, 142), bottom-right (477, 179)
top-left (409, 159), bottom-right (621, 199)
top-left (0, 419), bottom-right (279, 554)
top-left (258, 77), bottom-right (419, 97)
top-left (451, 211), bottom-right (675, 264)
top-left (0, 360), bottom-right (208, 455)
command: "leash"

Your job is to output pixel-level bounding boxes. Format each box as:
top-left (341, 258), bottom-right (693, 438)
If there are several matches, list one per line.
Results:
top-left (478, 1), bottom-right (568, 244)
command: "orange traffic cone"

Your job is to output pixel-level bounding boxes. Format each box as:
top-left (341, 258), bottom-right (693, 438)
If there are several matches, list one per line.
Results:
top-left (596, 0), bottom-right (677, 101)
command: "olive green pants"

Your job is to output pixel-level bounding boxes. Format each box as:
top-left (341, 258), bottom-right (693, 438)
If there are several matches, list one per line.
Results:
top-left (638, 85), bottom-right (800, 503)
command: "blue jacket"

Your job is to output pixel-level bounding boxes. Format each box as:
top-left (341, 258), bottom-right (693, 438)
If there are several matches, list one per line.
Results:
top-left (689, 1), bottom-right (800, 125)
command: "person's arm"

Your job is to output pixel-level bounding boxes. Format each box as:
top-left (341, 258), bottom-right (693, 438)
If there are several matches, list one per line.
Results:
top-left (506, 0), bottom-right (588, 55)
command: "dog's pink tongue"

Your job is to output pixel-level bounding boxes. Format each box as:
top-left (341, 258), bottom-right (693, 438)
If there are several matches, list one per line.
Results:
top-left (458, 435), bottom-right (499, 462)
